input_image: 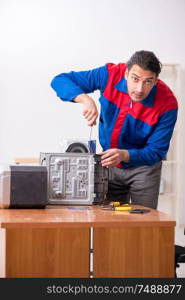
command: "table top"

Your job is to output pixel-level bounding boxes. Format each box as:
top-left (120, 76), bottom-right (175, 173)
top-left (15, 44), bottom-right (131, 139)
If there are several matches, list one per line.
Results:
top-left (0, 205), bottom-right (176, 229)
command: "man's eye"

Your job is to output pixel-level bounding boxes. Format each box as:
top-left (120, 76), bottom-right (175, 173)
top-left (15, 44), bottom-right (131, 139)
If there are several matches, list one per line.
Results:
top-left (146, 80), bottom-right (152, 85)
top-left (132, 77), bottom-right (138, 82)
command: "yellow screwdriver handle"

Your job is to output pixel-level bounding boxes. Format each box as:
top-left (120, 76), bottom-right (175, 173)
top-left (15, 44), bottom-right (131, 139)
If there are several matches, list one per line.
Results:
top-left (115, 206), bottom-right (131, 211)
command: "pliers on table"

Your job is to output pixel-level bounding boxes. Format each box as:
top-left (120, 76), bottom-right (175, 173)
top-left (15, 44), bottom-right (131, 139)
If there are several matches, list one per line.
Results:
top-left (101, 201), bottom-right (132, 211)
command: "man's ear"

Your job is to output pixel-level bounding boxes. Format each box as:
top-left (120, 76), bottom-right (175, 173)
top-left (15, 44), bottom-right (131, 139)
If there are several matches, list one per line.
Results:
top-left (125, 68), bottom-right (128, 80)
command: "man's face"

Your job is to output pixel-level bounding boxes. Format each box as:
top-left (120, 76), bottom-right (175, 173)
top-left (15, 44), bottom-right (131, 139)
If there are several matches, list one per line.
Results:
top-left (125, 64), bottom-right (157, 101)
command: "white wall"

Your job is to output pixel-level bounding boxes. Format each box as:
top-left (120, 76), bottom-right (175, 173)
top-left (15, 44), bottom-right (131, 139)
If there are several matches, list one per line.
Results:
top-left (0, 0), bottom-right (185, 163)
top-left (1, 0), bottom-right (185, 234)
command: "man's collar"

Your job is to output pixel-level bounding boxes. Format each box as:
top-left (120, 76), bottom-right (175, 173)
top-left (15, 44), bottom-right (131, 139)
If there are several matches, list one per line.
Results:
top-left (114, 77), bottom-right (157, 107)
top-left (115, 77), bottom-right (128, 93)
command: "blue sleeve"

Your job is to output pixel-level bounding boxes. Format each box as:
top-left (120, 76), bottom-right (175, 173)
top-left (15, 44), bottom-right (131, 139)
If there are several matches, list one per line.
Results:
top-left (51, 65), bottom-right (108, 102)
top-left (128, 109), bottom-right (178, 166)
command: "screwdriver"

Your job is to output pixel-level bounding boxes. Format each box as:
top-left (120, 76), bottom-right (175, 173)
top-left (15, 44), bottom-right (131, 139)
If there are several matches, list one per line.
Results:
top-left (88, 126), bottom-right (96, 153)
top-left (89, 125), bottom-right (92, 141)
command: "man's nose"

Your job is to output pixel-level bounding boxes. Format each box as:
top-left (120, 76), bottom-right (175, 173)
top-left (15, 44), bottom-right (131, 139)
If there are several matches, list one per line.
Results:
top-left (136, 82), bottom-right (144, 92)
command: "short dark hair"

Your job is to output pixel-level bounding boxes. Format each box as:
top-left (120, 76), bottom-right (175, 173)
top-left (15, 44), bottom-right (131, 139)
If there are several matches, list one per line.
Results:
top-left (126, 50), bottom-right (162, 76)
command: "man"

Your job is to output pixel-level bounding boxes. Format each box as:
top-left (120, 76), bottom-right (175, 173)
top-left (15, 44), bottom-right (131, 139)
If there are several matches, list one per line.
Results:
top-left (51, 50), bottom-right (178, 209)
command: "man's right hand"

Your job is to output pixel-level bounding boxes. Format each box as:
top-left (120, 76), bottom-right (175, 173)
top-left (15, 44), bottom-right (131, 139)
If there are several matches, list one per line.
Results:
top-left (74, 94), bottom-right (98, 126)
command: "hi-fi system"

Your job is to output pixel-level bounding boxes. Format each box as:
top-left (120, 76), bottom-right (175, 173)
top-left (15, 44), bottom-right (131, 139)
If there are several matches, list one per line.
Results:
top-left (0, 140), bottom-right (108, 208)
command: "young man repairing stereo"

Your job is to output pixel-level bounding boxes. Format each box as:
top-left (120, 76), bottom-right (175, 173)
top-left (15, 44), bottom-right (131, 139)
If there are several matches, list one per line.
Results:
top-left (51, 50), bottom-right (178, 209)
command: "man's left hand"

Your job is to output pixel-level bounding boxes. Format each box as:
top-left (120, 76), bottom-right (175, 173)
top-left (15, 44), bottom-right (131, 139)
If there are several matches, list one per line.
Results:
top-left (99, 149), bottom-right (130, 167)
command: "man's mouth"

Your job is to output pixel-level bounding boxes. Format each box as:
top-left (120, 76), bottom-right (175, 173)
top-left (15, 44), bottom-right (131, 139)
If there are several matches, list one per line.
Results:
top-left (134, 93), bottom-right (143, 99)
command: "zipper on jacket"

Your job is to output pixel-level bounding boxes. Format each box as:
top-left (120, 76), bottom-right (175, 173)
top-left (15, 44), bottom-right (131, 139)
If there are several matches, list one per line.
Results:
top-left (129, 100), bottom-right (133, 108)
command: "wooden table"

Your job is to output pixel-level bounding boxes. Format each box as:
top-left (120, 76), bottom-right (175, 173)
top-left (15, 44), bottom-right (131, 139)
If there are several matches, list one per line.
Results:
top-left (0, 205), bottom-right (175, 278)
